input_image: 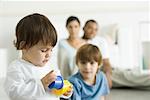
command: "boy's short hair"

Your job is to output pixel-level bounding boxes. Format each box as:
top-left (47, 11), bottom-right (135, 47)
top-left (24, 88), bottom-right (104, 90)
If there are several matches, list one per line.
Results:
top-left (14, 13), bottom-right (57, 50)
top-left (76, 44), bottom-right (102, 66)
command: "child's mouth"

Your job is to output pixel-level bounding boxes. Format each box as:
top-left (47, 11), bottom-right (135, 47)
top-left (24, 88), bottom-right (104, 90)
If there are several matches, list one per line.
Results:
top-left (43, 60), bottom-right (48, 63)
top-left (83, 71), bottom-right (91, 74)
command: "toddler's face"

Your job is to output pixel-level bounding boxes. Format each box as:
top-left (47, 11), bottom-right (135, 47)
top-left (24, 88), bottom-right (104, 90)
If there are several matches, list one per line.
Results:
top-left (22, 42), bottom-right (53, 67)
top-left (78, 60), bottom-right (98, 80)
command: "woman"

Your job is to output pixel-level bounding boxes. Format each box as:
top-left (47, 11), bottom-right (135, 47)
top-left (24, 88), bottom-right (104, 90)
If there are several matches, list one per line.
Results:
top-left (58, 16), bottom-right (86, 79)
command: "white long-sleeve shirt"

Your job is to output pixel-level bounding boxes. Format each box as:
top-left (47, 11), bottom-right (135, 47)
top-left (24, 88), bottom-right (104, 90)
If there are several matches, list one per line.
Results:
top-left (4, 58), bottom-right (60, 100)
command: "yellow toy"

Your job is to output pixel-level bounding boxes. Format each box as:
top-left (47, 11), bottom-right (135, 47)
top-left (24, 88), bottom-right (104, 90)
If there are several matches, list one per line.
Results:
top-left (51, 80), bottom-right (72, 96)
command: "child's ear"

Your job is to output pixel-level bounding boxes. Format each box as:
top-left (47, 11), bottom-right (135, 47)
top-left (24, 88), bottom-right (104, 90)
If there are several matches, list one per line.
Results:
top-left (19, 41), bottom-right (27, 49)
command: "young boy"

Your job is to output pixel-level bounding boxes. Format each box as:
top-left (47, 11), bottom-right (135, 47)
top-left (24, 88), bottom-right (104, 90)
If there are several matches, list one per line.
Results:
top-left (4, 13), bottom-right (72, 100)
top-left (69, 44), bottom-right (110, 100)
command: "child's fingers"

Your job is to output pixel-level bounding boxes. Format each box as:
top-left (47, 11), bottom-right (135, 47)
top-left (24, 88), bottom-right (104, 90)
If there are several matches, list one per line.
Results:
top-left (68, 85), bottom-right (73, 90)
top-left (63, 92), bottom-right (70, 96)
top-left (48, 77), bottom-right (57, 84)
top-left (67, 87), bottom-right (73, 93)
top-left (43, 72), bottom-right (54, 81)
top-left (41, 70), bottom-right (57, 88)
top-left (48, 73), bottom-right (57, 80)
top-left (63, 86), bottom-right (73, 96)
top-left (63, 90), bottom-right (72, 96)
top-left (48, 70), bottom-right (57, 76)
top-left (45, 70), bottom-right (56, 77)
top-left (45, 73), bottom-right (57, 84)
top-left (46, 70), bottom-right (57, 82)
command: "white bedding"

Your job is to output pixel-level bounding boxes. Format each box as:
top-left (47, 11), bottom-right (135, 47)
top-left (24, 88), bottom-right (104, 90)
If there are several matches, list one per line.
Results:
top-left (112, 68), bottom-right (150, 89)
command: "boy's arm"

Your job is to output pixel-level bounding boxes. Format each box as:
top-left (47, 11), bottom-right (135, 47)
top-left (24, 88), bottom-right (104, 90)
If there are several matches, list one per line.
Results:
top-left (71, 86), bottom-right (81, 100)
top-left (99, 72), bottom-right (110, 98)
top-left (103, 59), bottom-right (112, 88)
top-left (68, 78), bottom-right (81, 100)
top-left (100, 96), bottom-right (105, 100)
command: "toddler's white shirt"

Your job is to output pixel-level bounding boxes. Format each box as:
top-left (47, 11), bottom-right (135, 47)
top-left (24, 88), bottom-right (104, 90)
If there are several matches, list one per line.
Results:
top-left (4, 58), bottom-right (60, 100)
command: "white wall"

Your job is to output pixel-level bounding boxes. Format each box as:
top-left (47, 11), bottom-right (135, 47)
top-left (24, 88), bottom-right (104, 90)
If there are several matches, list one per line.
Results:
top-left (0, 1), bottom-right (149, 77)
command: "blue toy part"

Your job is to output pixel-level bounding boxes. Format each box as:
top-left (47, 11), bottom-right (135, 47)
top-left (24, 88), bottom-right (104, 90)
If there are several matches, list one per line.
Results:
top-left (48, 76), bottom-right (64, 89)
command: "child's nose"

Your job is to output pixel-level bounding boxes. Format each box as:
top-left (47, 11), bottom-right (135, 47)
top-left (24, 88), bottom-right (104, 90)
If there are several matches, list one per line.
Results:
top-left (45, 54), bottom-right (49, 58)
top-left (45, 52), bottom-right (51, 58)
top-left (85, 63), bottom-right (91, 69)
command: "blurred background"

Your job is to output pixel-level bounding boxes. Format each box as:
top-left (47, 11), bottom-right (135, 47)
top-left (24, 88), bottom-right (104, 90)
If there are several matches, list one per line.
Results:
top-left (0, 0), bottom-right (149, 100)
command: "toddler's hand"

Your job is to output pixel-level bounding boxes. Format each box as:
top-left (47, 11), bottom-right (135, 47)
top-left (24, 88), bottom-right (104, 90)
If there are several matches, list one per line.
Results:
top-left (62, 85), bottom-right (73, 97)
top-left (41, 70), bottom-right (57, 89)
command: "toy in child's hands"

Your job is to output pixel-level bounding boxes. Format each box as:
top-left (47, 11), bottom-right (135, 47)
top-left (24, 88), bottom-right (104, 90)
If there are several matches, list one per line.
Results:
top-left (48, 76), bottom-right (73, 96)
top-left (48, 76), bottom-right (64, 89)
top-left (51, 80), bottom-right (72, 96)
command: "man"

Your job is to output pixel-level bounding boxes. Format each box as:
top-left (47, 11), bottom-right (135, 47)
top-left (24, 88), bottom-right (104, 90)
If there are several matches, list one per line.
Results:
top-left (82, 20), bottom-right (112, 88)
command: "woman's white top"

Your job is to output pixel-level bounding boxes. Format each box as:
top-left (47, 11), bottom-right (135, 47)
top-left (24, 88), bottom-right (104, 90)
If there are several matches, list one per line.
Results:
top-left (4, 58), bottom-right (60, 100)
top-left (57, 39), bottom-right (78, 79)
